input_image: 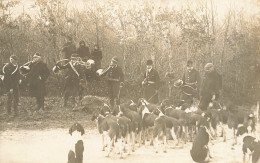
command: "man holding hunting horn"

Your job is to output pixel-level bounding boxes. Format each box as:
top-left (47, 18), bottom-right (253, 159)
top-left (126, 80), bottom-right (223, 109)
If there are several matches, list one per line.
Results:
top-left (53, 53), bottom-right (88, 109)
top-left (97, 56), bottom-right (124, 108)
top-left (20, 53), bottom-right (50, 111)
top-left (1, 55), bottom-right (20, 116)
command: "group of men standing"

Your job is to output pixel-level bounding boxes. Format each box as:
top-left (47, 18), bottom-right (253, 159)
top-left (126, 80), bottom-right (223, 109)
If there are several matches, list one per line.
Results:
top-left (62, 37), bottom-right (103, 70)
top-left (1, 53), bottom-right (50, 116)
top-left (174, 60), bottom-right (222, 111)
top-left (0, 38), bottom-right (222, 116)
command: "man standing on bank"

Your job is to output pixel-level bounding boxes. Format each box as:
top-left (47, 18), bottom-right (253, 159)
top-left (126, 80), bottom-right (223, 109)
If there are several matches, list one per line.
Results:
top-left (26, 53), bottom-right (50, 111)
top-left (2, 55), bottom-right (20, 116)
top-left (142, 60), bottom-right (160, 104)
top-left (76, 40), bottom-right (90, 62)
top-left (62, 36), bottom-right (76, 60)
top-left (53, 53), bottom-right (86, 108)
top-left (90, 44), bottom-right (102, 70)
top-left (99, 56), bottom-right (124, 108)
top-left (182, 60), bottom-right (201, 99)
top-left (199, 63), bottom-right (222, 111)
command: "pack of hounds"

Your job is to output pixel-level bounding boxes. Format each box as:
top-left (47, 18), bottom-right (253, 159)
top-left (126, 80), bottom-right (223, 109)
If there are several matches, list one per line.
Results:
top-left (69, 98), bottom-right (260, 163)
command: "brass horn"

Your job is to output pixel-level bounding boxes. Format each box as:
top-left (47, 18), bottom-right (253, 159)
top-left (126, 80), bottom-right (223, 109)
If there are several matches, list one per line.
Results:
top-left (97, 65), bottom-right (112, 76)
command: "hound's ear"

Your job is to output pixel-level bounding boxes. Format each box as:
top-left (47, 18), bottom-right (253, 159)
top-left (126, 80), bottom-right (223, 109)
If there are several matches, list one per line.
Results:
top-left (80, 124), bottom-right (85, 136)
top-left (69, 127), bottom-right (72, 135)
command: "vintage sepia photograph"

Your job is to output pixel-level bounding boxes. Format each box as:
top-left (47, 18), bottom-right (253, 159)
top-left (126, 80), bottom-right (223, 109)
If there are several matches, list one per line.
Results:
top-left (0, 0), bottom-right (259, 162)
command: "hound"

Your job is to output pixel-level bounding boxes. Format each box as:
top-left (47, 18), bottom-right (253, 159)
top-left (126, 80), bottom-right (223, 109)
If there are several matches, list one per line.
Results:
top-left (242, 136), bottom-right (260, 163)
top-left (190, 126), bottom-right (212, 163)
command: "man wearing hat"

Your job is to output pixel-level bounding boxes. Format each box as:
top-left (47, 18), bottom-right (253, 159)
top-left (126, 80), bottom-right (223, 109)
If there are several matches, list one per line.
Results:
top-left (76, 40), bottom-right (90, 62)
top-left (199, 63), bottom-right (222, 111)
top-left (2, 55), bottom-right (20, 115)
top-left (62, 36), bottom-right (76, 59)
top-left (99, 56), bottom-right (124, 107)
top-left (142, 60), bottom-right (160, 104)
top-left (182, 60), bottom-right (201, 99)
top-left (53, 53), bottom-right (86, 108)
top-left (26, 53), bottom-right (50, 111)
top-left (90, 44), bottom-right (102, 70)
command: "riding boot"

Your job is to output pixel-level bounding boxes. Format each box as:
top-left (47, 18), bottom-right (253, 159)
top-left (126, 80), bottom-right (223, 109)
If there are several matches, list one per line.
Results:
top-left (40, 96), bottom-right (45, 110)
top-left (6, 91), bottom-right (13, 115)
top-left (63, 94), bottom-right (69, 107)
top-left (36, 97), bottom-right (41, 111)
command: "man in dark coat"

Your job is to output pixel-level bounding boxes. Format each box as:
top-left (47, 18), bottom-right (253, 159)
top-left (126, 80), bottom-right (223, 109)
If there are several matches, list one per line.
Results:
top-left (53, 54), bottom-right (87, 108)
top-left (62, 36), bottom-right (76, 59)
top-left (142, 60), bottom-right (160, 104)
top-left (76, 40), bottom-right (90, 62)
top-left (2, 55), bottom-right (20, 115)
top-left (98, 56), bottom-right (124, 107)
top-left (182, 60), bottom-right (200, 99)
top-left (26, 53), bottom-right (50, 110)
top-left (90, 44), bottom-right (102, 70)
top-left (199, 63), bottom-right (222, 111)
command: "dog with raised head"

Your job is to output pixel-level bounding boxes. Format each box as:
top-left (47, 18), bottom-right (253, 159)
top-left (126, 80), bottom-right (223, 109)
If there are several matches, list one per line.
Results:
top-left (137, 99), bottom-right (158, 145)
top-left (92, 104), bottom-right (133, 158)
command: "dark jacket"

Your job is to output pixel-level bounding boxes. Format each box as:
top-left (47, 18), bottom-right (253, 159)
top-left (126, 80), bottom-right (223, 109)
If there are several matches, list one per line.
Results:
top-left (27, 61), bottom-right (50, 97)
top-left (143, 68), bottom-right (160, 104)
top-left (183, 68), bottom-right (200, 87)
top-left (59, 61), bottom-right (86, 97)
top-left (76, 46), bottom-right (90, 61)
top-left (200, 70), bottom-right (222, 98)
top-left (104, 65), bottom-right (124, 83)
top-left (90, 50), bottom-right (102, 70)
top-left (2, 63), bottom-right (20, 91)
top-left (144, 69), bottom-right (160, 89)
top-left (62, 41), bottom-right (76, 59)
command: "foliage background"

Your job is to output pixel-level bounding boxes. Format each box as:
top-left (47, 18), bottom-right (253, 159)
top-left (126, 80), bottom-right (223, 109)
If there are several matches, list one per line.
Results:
top-left (0, 0), bottom-right (259, 104)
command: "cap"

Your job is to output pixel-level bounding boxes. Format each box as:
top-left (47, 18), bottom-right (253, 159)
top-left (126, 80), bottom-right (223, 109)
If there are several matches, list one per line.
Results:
top-left (187, 60), bottom-right (193, 66)
top-left (79, 40), bottom-right (85, 45)
top-left (33, 52), bottom-right (41, 58)
top-left (174, 79), bottom-right (183, 88)
top-left (146, 60), bottom-right (153, 65)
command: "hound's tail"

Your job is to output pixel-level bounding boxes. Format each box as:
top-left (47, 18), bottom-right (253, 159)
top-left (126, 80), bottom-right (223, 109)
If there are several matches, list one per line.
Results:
top-left (257, 101), bottom-right (259, 123)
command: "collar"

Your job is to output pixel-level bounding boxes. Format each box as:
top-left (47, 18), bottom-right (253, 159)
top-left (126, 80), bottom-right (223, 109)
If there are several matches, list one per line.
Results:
top-left (147, 68), bottom-right (152, 72)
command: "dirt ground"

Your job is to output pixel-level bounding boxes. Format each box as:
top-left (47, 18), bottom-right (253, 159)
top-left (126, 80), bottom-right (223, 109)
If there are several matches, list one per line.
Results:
top-left (0, 97), bottom-right (259, 163)
top-left (0, 127), bottom-right (255, 163)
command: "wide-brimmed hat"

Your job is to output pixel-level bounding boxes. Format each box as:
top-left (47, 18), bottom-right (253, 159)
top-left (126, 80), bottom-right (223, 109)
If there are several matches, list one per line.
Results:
top-left (174, 79), bottom-right (183, 88)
